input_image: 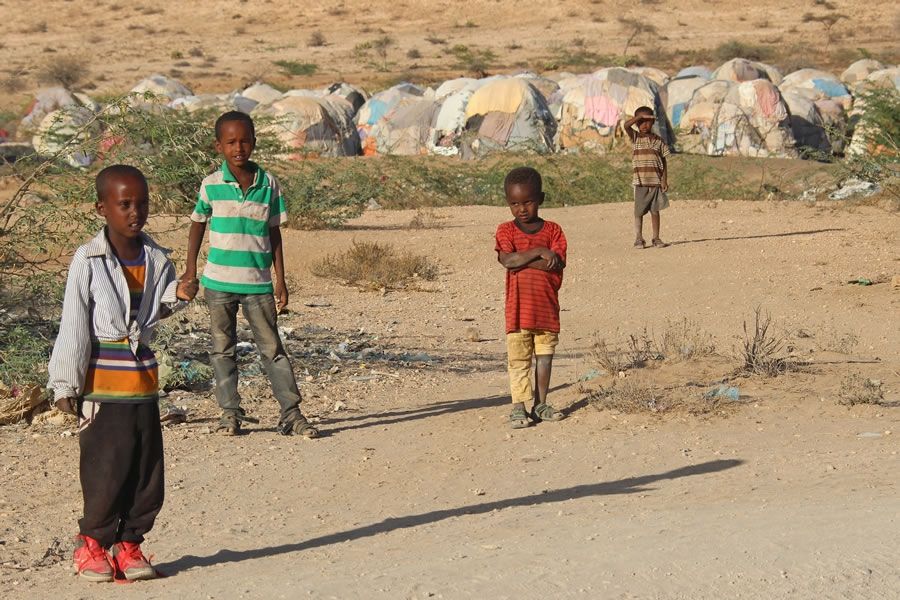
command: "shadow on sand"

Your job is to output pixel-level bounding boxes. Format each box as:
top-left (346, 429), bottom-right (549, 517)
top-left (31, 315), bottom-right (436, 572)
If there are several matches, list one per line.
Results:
top-left (159, 458), bottom-right (743, 575)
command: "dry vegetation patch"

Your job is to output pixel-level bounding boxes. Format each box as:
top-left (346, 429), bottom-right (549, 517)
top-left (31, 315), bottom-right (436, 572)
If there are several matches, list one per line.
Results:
top-left (311, 241), bottom-right (438, 290)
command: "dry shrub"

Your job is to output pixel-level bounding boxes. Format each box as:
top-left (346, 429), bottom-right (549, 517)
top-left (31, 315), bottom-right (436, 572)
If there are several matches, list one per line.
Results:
top-left (589, 377), bottom-right (670, 413)
top-left (407, 208), bottom-right (442, 229)
top-left (658, 317), bottom-right (716, 361)
top-left (838, 374), bottom-right (885, 406)
top-left (815, 330), bottom-right (859, 354)
top-left (37, 55), bottom-right (89, 89)
top-left (737, 307), bottom-right (792, 376)
top-left (590, 335), bottom-right (628, 374)
top-left (311, 241), bottom-right (438, 290)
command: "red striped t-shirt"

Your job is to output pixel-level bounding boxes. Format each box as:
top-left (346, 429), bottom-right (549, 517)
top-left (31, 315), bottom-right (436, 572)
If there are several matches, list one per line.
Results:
top-left (495, 220), bottom-right (567, 334)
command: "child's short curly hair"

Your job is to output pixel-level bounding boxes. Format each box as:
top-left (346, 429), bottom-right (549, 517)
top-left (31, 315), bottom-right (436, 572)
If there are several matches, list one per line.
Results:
top-left (95, 164), bottom-right (147, 202)
top-left (504, 166), bottom-right (543, 194)
top-left (215, 111), bottom-right (255, 140)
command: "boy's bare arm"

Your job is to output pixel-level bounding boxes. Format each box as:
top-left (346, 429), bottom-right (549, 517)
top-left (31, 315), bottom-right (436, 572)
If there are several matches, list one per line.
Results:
top-left (498, 247), bottom-right (562, 271)
top-left (661, 156), bottom-right (668, 192)
top-left (622, 115), bottom-right (641, 140)
top-left (270, 226), bottom-right (288, 312)
top-left (179, 220), bottom-right (206, 294)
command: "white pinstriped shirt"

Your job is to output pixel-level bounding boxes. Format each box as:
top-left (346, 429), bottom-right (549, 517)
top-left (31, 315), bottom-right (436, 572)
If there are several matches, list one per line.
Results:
top-left (47, 228), bottom-right (183, 402)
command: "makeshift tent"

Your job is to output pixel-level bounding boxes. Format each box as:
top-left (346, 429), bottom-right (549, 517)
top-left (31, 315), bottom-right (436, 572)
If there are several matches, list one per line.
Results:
top-left (460, 77), bottom-right (556, 157)
top-left (170, 93), bottom-right (258, 114)
top-left (322, 82), bottom-right (368, 113)
top-left (840, 59), bottom-right (885, 88)
top-left (675, 66), bottom-right (713, 80)
top-left (254, 95), bottom-right (360, 158)
top-left (860, 67), bottom-right (900, 92)
top-left (665, 75), bottom-right (708, 129)
top-left (32, 106), bottom-right (98, 167)
top-left (782, 91), bottom-right (836, 155)
top-left (780, 69), bottom-right (852, 110)
top-left (679, 79), bottom-right (797, 158)
top-left (367, 93), bottom-right (440, 155)
top-left (355, 83), bottom-right (427, 155)
top-left (130, 74), bottom-right (192, 103)
top-left (713, 58), bottom-right (783, 84)
top-left (629, 67), bottom-right (670, 87)
top-left (242, 83), bottom-right (283, 106)
top-left (431, 78), bottom-right (487, 155)
top-left (19, 88), bottom-right (97, 136)
top-left (557, 69), bottom-right (670, 152)
top-left (847, 67), bottom-right (900, 156)
top-left (513, 71), bottom-right (560, 101)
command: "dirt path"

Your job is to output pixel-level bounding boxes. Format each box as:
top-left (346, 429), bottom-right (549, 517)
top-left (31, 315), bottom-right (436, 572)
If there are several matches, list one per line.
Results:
top-left (2, 200), bottom-right (898, 599)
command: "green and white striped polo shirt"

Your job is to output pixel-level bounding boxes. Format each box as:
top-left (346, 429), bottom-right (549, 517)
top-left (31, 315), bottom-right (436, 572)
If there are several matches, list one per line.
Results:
top-left (191, 162), bottom-right (287, 294)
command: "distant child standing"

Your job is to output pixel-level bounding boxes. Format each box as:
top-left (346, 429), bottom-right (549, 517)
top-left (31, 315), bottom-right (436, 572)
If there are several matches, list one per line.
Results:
top-left (495, 167), bottom-right (568, 429)
top-left (48, 165), bottom-right (195, 582)
top-left (179, 111), bottom-right (318, 438)
top-left (624, 106), bottom-right (671, 248)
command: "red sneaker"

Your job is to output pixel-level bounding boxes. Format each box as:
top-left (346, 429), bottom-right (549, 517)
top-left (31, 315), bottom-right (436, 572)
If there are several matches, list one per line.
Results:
top-left (111, 541), bottom-right (157, 581)
top-left (73, 535), bottom-right (114, 582)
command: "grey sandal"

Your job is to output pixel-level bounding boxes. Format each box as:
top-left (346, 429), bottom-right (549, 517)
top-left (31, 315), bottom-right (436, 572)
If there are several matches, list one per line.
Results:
top-left (509, 402), bottom-right (530, 429)
top-left (531, 402), bottom-right (565, 422)
top-left (280, 416), bottom-right (319, 438)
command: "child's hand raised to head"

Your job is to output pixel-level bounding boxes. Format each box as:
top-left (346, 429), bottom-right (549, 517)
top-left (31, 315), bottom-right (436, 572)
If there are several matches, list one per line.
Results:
top-left (176, 276), bottom-right (199, 301)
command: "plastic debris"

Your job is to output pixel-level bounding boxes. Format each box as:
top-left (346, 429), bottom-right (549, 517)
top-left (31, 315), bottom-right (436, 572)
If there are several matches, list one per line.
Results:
top-left (704, 385), bottom-right (741, 402)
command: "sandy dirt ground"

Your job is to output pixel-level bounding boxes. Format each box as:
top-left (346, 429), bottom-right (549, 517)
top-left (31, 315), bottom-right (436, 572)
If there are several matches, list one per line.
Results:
top-left (1, 200), bottom-right (898, 599)
top-left (2, 0), bottom-right (899, 112)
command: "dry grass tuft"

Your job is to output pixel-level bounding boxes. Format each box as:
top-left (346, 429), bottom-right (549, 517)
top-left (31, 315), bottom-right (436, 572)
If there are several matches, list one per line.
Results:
top-left (838, 374), bottom-right (885, 406)
top-left (737, 307), bottom-right (792, 376)
top-left (658, 317), bottom-right (717, 361)
top-left (37, 55), bottom-right (89, 89)
top-left (311, 241), bottom-right (438, 290)
top-left (589, 377), bottom-right (669, 413)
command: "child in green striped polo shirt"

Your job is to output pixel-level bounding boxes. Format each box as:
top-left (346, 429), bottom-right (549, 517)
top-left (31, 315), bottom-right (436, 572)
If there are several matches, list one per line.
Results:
top-left (179, 111), bottom-right (318, 438)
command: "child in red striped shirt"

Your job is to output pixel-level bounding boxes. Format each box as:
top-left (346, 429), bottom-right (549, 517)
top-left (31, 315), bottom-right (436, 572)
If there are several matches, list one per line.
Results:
top-left (495, 167), bottom-right (567, 429)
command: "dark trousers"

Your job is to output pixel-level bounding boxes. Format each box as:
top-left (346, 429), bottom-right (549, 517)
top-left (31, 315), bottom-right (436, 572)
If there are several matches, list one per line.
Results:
top-left (78, 401), bottom-right (164, 548)
top-left (204, 288), bottom-right (303, 424)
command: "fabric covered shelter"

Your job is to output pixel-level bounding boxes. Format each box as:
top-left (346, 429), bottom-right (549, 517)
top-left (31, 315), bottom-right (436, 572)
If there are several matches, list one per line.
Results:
top-left (841, 59), bottom-right (885, 88)
top-left (664, 75), bottom-right (708, 129)
top-left (254, 95), bottom-right (360, 158)
top-left (322, 82), bottom-right (368, 113)
top-left (460, 77), bottom-right (556, 157)
top-left (678, 79), bottom-right (796, 157)
top-left (780, 69), bottom-right (852, 110)
top-left (781, 91), bottom-right (846, 155)
top-left (130, 74), bottom-right (192, 103)
top-left (368, 93), bottom-right (440, 155)
top-left (557, 68), bottom-right (670, 152)
top-left (355, 83), bottom-right (427, 155)
top-left (32, 106), bottom-right (98, 167)
top-left (242, 83), bottom-right (283, 106)
top-left (19, 88), bottom-right (97, 136)
top-left (713, 58), bottom-right (783, 84)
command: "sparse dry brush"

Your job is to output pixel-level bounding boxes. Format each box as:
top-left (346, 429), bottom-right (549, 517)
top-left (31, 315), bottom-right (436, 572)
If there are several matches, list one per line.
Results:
top-left (838, 374), bottom-right (885, 406)
top-left (736, 307), bottom-right (794, 376)
top-left (311, 241), bottom-right (438, 290)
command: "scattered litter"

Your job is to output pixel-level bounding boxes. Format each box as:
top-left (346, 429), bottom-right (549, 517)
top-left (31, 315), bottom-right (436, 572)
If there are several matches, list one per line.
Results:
top-left (704, 385), bottom-right (741, 402)
top-left (236, 341), bottom-right (256, 355)
top-left (828, 178), bottom-right (880, 200)
top-left (399, 352), bottom-right (433, 363)
top-left (159, 404), bottom-right (188, 425)
top-left (366, 198), bottom-right (382, 210)
top-left (579, 369), bottom-right (602, 382)
top-left (857, 432), bottom-right (882, 439)
top-left (847, 278), bottom-right (873, 286)
top-left (332, 400), bottom-right (347, 412)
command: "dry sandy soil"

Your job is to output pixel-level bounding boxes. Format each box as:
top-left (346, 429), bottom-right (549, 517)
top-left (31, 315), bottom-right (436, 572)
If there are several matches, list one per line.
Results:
top-left (1, 200), bottom-right (898, 599)
top-left (2, 0), bottom-right (899, 112)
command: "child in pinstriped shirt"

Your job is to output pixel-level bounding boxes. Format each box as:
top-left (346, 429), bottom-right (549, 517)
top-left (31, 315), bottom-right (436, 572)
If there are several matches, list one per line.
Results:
top-left (48, 165), bottom-right (196, 582)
